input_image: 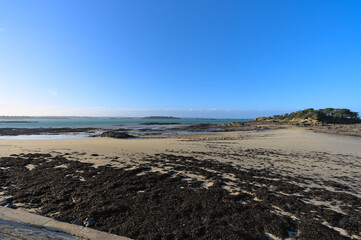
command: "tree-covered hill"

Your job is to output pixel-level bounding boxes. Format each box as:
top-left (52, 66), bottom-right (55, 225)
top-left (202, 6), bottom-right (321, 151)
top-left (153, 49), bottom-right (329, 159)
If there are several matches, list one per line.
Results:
top-left (256, 108), bottom-right (360, 124)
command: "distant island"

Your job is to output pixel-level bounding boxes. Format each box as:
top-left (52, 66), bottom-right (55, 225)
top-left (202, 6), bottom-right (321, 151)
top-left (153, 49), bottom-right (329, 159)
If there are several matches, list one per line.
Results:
top-left (142, 116), bottom-right (181, 119)
top-left (255, 108), bottom-right (360, 124)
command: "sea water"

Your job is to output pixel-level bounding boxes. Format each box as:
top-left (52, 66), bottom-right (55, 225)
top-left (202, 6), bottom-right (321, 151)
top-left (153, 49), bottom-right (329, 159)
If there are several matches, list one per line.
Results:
top-left (0, 117), bottom-right (251, 129)
top-left (0, 117), bottom-right (251, 140)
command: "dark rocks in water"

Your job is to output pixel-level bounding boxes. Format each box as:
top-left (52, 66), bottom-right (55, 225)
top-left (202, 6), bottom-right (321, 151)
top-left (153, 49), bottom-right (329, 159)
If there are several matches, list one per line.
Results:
top-left (100, 131), bottom-right (136, 139)
top-left (137, 128), bottom-right (165, 133)
top-left (83, 218), bottom-right (96, 227)
top-left (109, 128), bottom-right (131, 131)
top-left (0, 128), bottom-right (98, 136)
top-left (173, 123), bottom-right (216, 132)
top-left (172, 122), bottom-right (272, 132)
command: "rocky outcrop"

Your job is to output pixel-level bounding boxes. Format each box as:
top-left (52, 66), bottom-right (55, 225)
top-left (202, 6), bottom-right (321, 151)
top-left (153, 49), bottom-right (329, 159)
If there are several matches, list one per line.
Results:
top-left (218, 121), bottom-right (244, 127)
top-left (100, 131), bottom-right (136, 139)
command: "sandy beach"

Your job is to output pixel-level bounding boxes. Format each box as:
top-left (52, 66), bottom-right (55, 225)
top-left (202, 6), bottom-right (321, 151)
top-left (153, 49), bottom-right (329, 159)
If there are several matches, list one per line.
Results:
top-left (1, 129), bottom-right (361, 239)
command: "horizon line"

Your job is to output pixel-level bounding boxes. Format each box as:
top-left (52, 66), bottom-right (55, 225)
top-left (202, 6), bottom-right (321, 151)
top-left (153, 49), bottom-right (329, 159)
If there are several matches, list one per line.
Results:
top-left (0, 115), bottom-right (254, 119)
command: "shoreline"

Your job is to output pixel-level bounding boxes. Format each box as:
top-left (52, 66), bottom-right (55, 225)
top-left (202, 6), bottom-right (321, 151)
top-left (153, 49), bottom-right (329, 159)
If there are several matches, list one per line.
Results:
top-left (0, 120), bottom-right (360, 140)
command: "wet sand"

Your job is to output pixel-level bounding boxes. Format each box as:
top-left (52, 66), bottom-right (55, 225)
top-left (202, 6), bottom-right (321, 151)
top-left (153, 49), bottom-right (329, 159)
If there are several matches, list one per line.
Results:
top-left (0, 129), bottom-right (360, 239)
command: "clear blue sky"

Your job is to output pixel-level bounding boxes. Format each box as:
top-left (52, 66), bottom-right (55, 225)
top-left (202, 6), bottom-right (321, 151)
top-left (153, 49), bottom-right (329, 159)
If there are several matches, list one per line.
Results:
top-left (0, 0), bottom-right (360, 117)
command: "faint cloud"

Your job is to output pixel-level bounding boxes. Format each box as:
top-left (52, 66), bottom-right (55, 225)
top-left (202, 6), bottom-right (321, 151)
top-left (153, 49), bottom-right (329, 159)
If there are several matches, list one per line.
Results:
top-left (0, 101), bottom-right (293, 118)
top-left (0, 28), bottom-right (5, 32)
top-left (48, 89), bottom-right (58, 96)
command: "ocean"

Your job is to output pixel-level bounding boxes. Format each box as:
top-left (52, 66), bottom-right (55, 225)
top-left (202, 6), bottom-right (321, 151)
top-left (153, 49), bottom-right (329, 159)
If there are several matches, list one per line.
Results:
top-left (0, 117), bottom-right (251, 129)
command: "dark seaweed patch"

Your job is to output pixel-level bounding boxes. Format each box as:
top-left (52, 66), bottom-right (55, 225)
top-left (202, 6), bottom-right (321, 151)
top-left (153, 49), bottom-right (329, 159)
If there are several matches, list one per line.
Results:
top-left (0, 153), bottom-right (360, 239)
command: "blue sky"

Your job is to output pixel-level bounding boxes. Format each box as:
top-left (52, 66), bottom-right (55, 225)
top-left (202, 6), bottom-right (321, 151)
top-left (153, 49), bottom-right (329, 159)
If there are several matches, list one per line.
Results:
top-left (0, 0), bottom-right (360, 117)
